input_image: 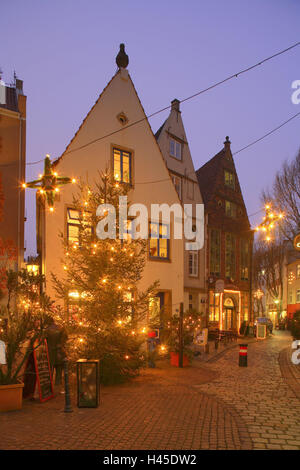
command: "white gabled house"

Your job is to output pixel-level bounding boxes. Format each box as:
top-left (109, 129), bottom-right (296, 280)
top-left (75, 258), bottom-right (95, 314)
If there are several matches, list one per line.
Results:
top-left (155, 99), bottom-right (206, 315)
top-left (37, 46), bottom-right (184, 327)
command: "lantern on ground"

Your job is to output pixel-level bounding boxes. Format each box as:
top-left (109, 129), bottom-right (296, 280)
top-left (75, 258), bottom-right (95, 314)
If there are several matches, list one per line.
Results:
top-left (76, 359), bottom-right (100, 408)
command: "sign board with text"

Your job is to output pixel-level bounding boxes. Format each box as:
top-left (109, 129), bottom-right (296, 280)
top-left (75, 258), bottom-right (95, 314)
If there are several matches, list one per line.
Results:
top-left (33, 339), bottom-right (54, 403)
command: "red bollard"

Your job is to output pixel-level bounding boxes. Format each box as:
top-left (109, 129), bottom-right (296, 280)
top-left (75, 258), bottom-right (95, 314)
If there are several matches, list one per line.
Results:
top-left (239, 344), bottom-right (248, 367)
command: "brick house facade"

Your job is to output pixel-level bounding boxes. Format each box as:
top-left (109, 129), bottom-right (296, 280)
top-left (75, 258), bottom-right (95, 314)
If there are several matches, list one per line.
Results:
top-left (196, 137), bottom-right (254, 331)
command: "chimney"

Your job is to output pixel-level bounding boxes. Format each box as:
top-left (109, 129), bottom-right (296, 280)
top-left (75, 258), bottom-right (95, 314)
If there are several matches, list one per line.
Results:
top-left (171, 99), bottom-right (180, 112)
top-left (16, 79), bottom-right (23, 94)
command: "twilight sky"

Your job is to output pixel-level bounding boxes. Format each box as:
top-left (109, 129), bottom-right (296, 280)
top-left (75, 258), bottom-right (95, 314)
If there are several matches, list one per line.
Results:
top-left (1, 0), bottom-right (300, 256)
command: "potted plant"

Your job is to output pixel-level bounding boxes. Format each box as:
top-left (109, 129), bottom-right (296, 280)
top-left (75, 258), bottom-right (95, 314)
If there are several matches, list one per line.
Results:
top-left (0, 269), bottom-right (53, 411)
top-left (167, 309), bottom-right (202, 367)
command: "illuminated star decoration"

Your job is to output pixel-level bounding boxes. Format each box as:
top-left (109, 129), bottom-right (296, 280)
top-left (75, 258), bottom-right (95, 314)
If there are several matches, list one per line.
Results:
top-left (22, 155), bottom-right (76, 212)
top-left (255, 204), bottom-right (284, 242)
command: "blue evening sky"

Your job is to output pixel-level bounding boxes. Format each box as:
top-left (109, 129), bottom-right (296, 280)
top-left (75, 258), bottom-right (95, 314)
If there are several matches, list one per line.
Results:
top-left (1, 0), bottom-right (300, 255)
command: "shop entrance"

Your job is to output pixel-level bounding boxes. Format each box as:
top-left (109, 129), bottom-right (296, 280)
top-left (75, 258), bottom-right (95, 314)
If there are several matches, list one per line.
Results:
top-left (223, 297), bottom-right (236, 330)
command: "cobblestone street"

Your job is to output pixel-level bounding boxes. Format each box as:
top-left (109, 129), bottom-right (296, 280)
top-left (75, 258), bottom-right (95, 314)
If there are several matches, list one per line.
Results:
top-left (0, 331), bottom-right (298, 450)
top-left (194, 331), bottom-right (300, 450)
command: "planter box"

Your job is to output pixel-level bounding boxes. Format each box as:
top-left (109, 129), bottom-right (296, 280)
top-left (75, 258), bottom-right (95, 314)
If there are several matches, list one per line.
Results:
top-left (0, 382), bottom-right (24, 412)
top-left (170, 352), bottom-right (189, 367)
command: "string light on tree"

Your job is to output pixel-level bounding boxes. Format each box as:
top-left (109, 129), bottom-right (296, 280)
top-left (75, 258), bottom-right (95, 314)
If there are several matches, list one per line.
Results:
top-left (255, 204), bottom-right (284, 242)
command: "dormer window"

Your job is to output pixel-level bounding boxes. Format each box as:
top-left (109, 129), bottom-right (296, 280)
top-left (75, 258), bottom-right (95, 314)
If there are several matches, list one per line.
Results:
top-left (170, 138), bottom-right (182, 160)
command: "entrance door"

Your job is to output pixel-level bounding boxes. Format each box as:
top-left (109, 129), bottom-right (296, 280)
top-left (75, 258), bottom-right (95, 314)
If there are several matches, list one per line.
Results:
top-left (224, 308), bottom-right (233, 330)
top-left (223, 297), bottom-right (236, 330)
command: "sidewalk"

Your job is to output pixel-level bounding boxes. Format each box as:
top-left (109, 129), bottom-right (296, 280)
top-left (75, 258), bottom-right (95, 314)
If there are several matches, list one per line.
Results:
top-left (0, 354), bottom-right (252, 450)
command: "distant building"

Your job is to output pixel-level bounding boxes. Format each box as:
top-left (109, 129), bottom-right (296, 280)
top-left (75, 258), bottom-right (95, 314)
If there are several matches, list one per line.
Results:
top-left (196, 137), bottom-right (253, 331)
top-left (155, 99), bottom-right (206, 315)
top-left (0, 75), bottom-right (26, 270)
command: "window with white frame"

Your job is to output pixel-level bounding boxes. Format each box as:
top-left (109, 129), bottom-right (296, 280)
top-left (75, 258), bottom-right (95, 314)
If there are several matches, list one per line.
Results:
top-left (169, 138), bottom-right (182, 160)
top-left (67, 208), bottom-right (80, 244)
top-left (149, 222), bottom-right (170, 260)
top-left (171, 173), bottom-right (182, 200)
top-left (189, 251), bottom-right (198, 277)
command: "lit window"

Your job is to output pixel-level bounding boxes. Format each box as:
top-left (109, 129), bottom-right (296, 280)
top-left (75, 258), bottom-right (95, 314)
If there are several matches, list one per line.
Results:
top-left (209, 291), bottom-right (220, 322)
top-left (67, 208), bottom-right (80, 244)
top-left (225, 200), bottom-right (237, 218)
top-left (297, 265), bottom-right (300, 278)
top-left (113, 148), bottom-right (132, 184)
top-left (169, 138), bottom-right (182, 160)
top-left (224, 170), bottom-right (235, 189)
top-left (297, 290), bottom-right (300, 303)
top-left (67, 208), bottom-right (92, 245)
top-left (171, 173), bottom-right (182, 200)
top-left (189, 251), bottom-right (198, 277)
top-left (149, 296), bottom-right (161, 323)
top-left (149, 222), bottom-right (170, 260)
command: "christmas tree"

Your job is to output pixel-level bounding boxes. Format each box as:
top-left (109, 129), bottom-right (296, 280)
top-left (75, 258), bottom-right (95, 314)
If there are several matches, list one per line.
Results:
top-left (51, 171), bottom-right (158, 384)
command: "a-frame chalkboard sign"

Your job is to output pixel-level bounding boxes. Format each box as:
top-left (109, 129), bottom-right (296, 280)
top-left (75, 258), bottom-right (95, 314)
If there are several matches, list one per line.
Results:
top-left (32, 339), bottom-right (54, 403)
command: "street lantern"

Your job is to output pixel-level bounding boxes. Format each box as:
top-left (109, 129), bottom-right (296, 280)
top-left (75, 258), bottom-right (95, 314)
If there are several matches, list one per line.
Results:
top-left (26, 263), bottom-right (39, 276)
top-left (76, 359), bottom-right (100, 408)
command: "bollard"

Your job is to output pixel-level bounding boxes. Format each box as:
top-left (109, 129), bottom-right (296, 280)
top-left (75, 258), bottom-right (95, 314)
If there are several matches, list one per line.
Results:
top-left (63, 358), bottom-right (73, 413)
top-left (239, 344), bottom-right (248, 367)
top-left (215, 339), bottom-right (219, 350)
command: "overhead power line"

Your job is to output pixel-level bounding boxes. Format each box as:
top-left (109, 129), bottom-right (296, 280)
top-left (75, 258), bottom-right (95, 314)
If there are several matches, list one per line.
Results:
top-left (0, 40), bottom-right (298, 168)
top-left (60, 40), bottom-right (300, 159)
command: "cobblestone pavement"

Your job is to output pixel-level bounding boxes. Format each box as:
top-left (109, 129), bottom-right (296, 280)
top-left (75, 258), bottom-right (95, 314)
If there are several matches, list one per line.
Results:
top-left (0, 360), bottom-right (251, 450)
top-left (194, 331), bottom-right (300, 450)
top-left (0, 331), bottom-right (297, 450)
